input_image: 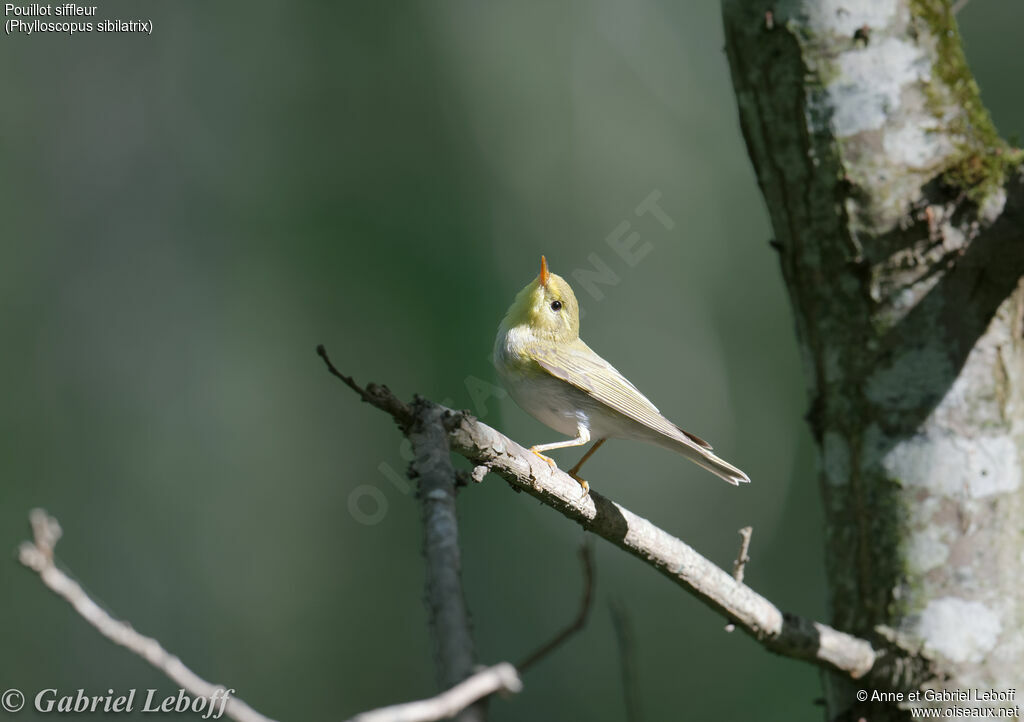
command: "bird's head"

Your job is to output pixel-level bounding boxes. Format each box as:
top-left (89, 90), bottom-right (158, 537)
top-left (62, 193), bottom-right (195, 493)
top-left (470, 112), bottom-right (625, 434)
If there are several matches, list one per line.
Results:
top-left (501, 256), bottom-right (580, 343)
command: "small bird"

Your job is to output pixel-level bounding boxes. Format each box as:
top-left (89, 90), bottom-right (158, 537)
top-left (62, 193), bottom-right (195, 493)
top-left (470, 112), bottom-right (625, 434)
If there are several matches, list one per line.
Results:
top-left (493, 256), bottom-right (750, 494)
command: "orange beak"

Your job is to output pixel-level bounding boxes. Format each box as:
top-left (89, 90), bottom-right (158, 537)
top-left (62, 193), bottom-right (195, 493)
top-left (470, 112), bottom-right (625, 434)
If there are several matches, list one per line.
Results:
top-left (539, 255), bottom-right (550, 287)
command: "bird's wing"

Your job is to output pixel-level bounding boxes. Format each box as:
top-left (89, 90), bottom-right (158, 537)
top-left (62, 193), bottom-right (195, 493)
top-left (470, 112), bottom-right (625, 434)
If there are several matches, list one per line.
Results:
top-left (528, 339), bottom-right (713, 450)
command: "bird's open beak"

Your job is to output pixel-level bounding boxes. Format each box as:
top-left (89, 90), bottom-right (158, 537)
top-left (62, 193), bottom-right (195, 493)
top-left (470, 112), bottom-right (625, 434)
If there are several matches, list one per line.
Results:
top-left (539, 255), bottom-right (550, 287)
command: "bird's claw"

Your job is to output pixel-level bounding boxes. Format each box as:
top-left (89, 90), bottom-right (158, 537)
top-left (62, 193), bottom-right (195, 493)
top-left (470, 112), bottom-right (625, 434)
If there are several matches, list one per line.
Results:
top-left (529, 447), bottom-right (590, 497)
top-left (569, 473), bottom-right (590, 498)
top-left (530, 448), bottom-right (558, 472)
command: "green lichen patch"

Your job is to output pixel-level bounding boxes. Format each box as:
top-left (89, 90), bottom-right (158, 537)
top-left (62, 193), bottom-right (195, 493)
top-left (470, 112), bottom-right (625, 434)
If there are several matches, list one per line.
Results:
top-left (911, 0), bottom-right (1024, 204)
top-left (943, 144), bottom-right (1024, 206)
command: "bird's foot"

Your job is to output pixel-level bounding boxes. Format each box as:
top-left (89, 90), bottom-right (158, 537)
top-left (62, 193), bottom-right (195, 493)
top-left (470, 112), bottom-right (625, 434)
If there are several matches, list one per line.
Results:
top-left (529, 447), bottom-right (558, 472)
top-left (569, 472), bottom-right (590, 498)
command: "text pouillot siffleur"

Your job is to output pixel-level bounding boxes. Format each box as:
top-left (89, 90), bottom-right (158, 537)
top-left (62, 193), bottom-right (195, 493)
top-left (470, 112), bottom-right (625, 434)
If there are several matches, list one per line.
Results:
top-left (5, 3), bottom-right (97, 15)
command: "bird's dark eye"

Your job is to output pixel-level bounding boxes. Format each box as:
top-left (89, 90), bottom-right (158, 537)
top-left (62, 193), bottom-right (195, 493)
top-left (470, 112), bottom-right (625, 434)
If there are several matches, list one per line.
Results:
top-left (550, 300), bottom-right (563, 311)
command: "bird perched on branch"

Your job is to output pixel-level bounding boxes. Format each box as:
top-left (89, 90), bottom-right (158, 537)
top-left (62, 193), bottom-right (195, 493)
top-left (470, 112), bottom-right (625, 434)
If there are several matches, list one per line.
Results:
top-left (493, 256), bottom-right (750, 495)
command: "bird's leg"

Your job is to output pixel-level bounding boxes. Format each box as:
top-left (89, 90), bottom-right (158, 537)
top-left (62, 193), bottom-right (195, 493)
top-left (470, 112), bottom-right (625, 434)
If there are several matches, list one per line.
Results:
top-left (562, 438), bottom-right (606, 498)
top-left (529, 425), bottom-right (592, 496)
top-left (568, 438), bottom-right (606, 488)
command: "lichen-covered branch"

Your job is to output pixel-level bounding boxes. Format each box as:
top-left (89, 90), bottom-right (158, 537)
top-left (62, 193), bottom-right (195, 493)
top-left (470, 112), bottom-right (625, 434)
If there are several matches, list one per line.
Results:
top-left (723, 0), bottom-right (1024, 718)
top-left (318, 356), bottom-right (877, 679)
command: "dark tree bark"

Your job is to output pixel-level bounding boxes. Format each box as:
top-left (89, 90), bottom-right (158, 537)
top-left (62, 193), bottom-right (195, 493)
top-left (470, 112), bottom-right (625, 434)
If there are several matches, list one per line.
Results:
top-left (408, 402), bottom-right (484, 722)
top-left (723, 1), bottom-right (1024, 719)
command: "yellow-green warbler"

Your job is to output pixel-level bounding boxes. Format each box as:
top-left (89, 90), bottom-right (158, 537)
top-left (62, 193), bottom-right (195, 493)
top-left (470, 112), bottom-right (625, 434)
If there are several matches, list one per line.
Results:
top-left (493, 256), bottom-right (750, 494)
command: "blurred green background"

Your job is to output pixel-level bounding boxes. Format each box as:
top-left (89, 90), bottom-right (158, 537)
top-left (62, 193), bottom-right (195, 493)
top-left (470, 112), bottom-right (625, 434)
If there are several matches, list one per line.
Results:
top-left (2, 2), bottom-right (1021, 720)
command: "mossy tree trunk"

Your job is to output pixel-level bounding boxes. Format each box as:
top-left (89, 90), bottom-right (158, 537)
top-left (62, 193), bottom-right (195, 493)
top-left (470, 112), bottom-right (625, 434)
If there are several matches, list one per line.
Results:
top-left (723, 1), bottom-right (1024, 719)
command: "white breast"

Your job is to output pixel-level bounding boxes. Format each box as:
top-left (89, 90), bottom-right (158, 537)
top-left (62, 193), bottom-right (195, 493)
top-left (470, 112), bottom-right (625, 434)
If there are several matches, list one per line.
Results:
top-left (493, 324), bottom-right (588, 438)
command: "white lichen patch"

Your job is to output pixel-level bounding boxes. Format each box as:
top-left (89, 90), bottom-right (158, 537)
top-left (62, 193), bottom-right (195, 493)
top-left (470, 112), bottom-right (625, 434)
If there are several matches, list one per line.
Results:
top-left (805, 0), bottom-right (900, 38)
top-left (931, 330), bottom-right (1010, 431)
top-left (880, 432), bottom-right (1021, 499)
top-left (882, 121), bottom-right (954, 169)
top-left (905, 524), bottom-right (950, 573)
top-left (990, 630), bottom-right (1024, 680)
top-left (978, 187), bottom-right (1008, 226)
top-left (824, 37), bottom-right (929, 137)
top-left (917, 597), bottom-right (1001, 664)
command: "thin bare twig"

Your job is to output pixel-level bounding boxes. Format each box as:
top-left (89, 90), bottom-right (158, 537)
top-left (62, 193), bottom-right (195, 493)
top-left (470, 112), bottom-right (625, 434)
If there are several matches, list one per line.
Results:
top-left (316, 344), bottom-right (412, 427)
top-left (516, 543), bottom-right (595, 672)
top-left (317, 357), bottom-right (878, 679)
top-left (19, 509), bottom-right (518, 722)
top-left (725, 526), bottom-right (753, 632)
top-left (732, 526), bottom-right (753, 584)
top-left (18, 510), bottom-right (277, 722)
top-left (952, 0), bottom-right (971, 15)
top-left (347, 663), bottom-right (522, 722)
top-left (609, 601), bottom-right (643, 722)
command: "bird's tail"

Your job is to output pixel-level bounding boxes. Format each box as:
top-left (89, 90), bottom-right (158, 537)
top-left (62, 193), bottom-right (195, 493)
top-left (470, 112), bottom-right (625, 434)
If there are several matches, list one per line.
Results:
top-left (689, 447), bottom-right (751, 486)
top-left (654, 431), bottom-right (751, 485)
